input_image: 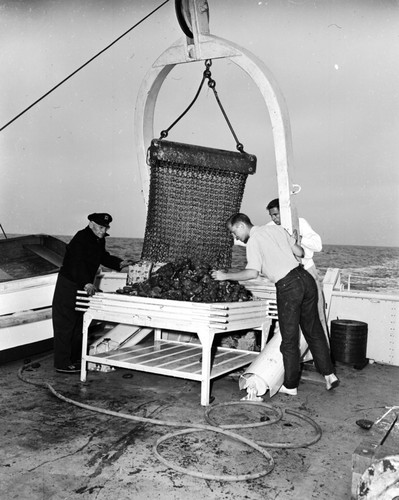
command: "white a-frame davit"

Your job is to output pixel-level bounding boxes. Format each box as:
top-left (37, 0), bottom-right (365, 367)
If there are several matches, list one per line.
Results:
top-left (134, 0), bottom-right (308, 398)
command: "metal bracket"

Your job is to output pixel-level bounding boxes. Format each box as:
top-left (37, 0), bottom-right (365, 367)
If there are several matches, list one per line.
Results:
top-left (175, 0), bottom-right (211, 60)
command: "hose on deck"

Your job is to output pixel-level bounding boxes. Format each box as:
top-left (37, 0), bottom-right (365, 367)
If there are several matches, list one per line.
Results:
top-left (18, 356), bottom-right (322, 482)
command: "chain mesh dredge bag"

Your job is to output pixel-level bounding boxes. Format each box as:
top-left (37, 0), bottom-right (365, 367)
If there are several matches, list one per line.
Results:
top-left (141, 139), bottom-right (256, 269)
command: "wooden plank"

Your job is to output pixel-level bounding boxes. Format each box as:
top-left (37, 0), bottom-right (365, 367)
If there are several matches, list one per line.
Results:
top-left (77, 296), bottom-right (232, 314)
top-left (219, 309), bottom-right (267, 320)
top-left (84, 352), bottom-right (204, 382)
top-left (77, 294), bottom-right (267, 325)
top-left (92, 344), bottom-right (158, 359)
top-left (0, 315), bottom-right (53, 351)
top-left (23, 244), bottom-right (63, 267)
top-left (0, 278), bottom-right (57, 315)
top-left (140, 349), bottom-right (201, 369)
top-left (89, 306), bottom-right (266, 330)
top-left (76, 299), bottom-right (230, 321)
top-left (76, 304), bottom-right (266, 325)
top-left (87, 310), bottom-right (220, 332)
top-left (0, 269), bottom-right (13, 281)
top-left (123, 345), bottom-right (196, 364)
top-left (154, 355), bottom-right (203, 373)
top-left (211, 353), bottom-right (258, 379)
top-left (213, 349), bottom-right (254, 364)
top-left (80, 306), bottom-right (228, 328)
top-left (0, 273), bottom-right (57, 293)
top-left (0, 307), bottom-right (52, 328)
top-left (92, 343), bottom-right (190, 362)
top-left (78, 292), bottom-right (266, 310)
top-left (80, 306), bottom-right (265, 334)
top-left (77, 291), bottom-right (228, 309)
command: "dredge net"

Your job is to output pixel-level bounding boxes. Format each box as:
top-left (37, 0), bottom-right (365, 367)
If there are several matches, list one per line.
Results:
top-left (140, 139), bottom-right (256, 269)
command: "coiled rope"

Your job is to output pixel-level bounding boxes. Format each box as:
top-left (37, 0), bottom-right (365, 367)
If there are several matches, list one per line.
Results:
top-left (18, 356), bottom-right (322, 481)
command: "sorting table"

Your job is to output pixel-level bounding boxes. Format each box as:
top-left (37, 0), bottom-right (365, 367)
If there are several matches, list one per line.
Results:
top-left (77, 292), bottom-right (268, 405)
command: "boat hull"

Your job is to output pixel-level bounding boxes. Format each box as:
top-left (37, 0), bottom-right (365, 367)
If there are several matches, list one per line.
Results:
top-left (0, 234), bottom-right (66, 363)
top-left (0, 313), bottom-right (54, 364)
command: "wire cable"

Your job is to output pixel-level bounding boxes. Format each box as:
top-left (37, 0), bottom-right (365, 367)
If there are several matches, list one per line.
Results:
top-left (0, 0), bottom-right (170, 133)
top-left (159, 59), bottom-right (246, 152)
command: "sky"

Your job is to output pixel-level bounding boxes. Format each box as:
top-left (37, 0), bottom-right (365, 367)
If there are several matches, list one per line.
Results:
top-left (1, 0), bottom-right (398, 246)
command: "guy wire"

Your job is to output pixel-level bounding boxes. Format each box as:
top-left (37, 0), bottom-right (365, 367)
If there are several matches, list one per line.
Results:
top-left (0, 0), bottom-right (170, 132)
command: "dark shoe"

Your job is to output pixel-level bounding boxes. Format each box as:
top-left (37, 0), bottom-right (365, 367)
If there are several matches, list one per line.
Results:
top-left (55, 364), bottom-right (80, 374)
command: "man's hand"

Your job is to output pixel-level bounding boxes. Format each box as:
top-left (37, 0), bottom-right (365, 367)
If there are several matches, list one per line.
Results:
top-left (292, 229), bottom-right (302, 245)
top-left (84, 283), bottom-right (97, 296)
top-left (120, 259), bottom-right (135, 269)
top-left (212, 270), bottom-right (228, 281)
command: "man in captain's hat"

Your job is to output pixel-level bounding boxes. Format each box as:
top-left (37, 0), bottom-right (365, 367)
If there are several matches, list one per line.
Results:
top-left (52, 212), bottom-right (134, 373)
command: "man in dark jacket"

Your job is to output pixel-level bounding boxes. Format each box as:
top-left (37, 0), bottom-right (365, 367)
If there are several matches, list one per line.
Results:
top-left (52, 212), bottom-right (133, 373)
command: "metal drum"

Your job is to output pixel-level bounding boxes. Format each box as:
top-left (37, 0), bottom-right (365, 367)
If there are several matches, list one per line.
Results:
top-left (330, 319), bottom-right (368, 366)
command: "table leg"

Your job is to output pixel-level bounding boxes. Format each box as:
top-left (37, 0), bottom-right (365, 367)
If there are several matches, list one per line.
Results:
top-left (154, 328), bottom-right (162, 351)
top-left (154, 328), bottom-right (162, 341)
top-left (197, 328), bottom-right (215, 406)
top-left (80, 312), bottom-right (93, 382)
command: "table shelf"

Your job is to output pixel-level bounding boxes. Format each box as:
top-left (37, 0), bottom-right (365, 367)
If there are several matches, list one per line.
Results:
top-left (85, 340), bottom-right (258, 381)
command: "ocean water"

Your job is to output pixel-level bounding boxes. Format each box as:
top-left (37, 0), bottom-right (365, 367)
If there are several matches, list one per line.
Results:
top-left (104, 237), bottom-right (399, 295)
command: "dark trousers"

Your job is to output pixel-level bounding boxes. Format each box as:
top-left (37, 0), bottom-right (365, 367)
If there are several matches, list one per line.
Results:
top-left (275, 266), bottom-right (334, 389)
top-left (52, 274), bottom-right (83, 369)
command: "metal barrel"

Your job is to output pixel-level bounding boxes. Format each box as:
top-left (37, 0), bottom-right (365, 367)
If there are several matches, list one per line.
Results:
top-left (330, 319), bottom-right (368, 365)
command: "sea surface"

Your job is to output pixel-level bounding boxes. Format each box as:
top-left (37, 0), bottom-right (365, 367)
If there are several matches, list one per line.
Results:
top-left (101, 237), bottom-right (399, 295)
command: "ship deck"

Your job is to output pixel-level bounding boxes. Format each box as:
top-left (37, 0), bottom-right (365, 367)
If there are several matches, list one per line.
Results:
top-left (1, 344), bottom-right (398, 500)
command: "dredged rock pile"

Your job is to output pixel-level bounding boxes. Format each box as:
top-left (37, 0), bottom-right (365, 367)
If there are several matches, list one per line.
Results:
top-left (117, 259), bottom-right (253, 303)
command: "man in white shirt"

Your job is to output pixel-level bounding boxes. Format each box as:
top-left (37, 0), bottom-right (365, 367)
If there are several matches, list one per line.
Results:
top-left (266, 198), bottom-right (329, 340)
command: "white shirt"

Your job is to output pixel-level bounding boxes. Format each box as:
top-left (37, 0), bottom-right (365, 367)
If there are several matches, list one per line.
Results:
top-left (246, 225), bottom-right (299, 283)
top-left (267, 217), bottom-right (322, 270)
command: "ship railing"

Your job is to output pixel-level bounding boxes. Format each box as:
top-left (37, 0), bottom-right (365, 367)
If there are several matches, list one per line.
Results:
top-left (344, 273), bottom-right (398, 292)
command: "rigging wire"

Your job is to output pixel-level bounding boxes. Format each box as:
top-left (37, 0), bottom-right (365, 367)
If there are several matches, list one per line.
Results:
top-left (0, 0), bottom-right (170, 133)
top-left (160, 60), bottom-right (245, 152)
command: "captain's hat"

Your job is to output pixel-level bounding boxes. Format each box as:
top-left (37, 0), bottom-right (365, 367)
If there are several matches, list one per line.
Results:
top-left (88, 213), bottom-right (113, 227)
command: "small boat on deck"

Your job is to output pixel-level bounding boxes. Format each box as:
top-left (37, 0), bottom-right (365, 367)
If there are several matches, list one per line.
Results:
top-left (0, 234), bottom-right (67, 363)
